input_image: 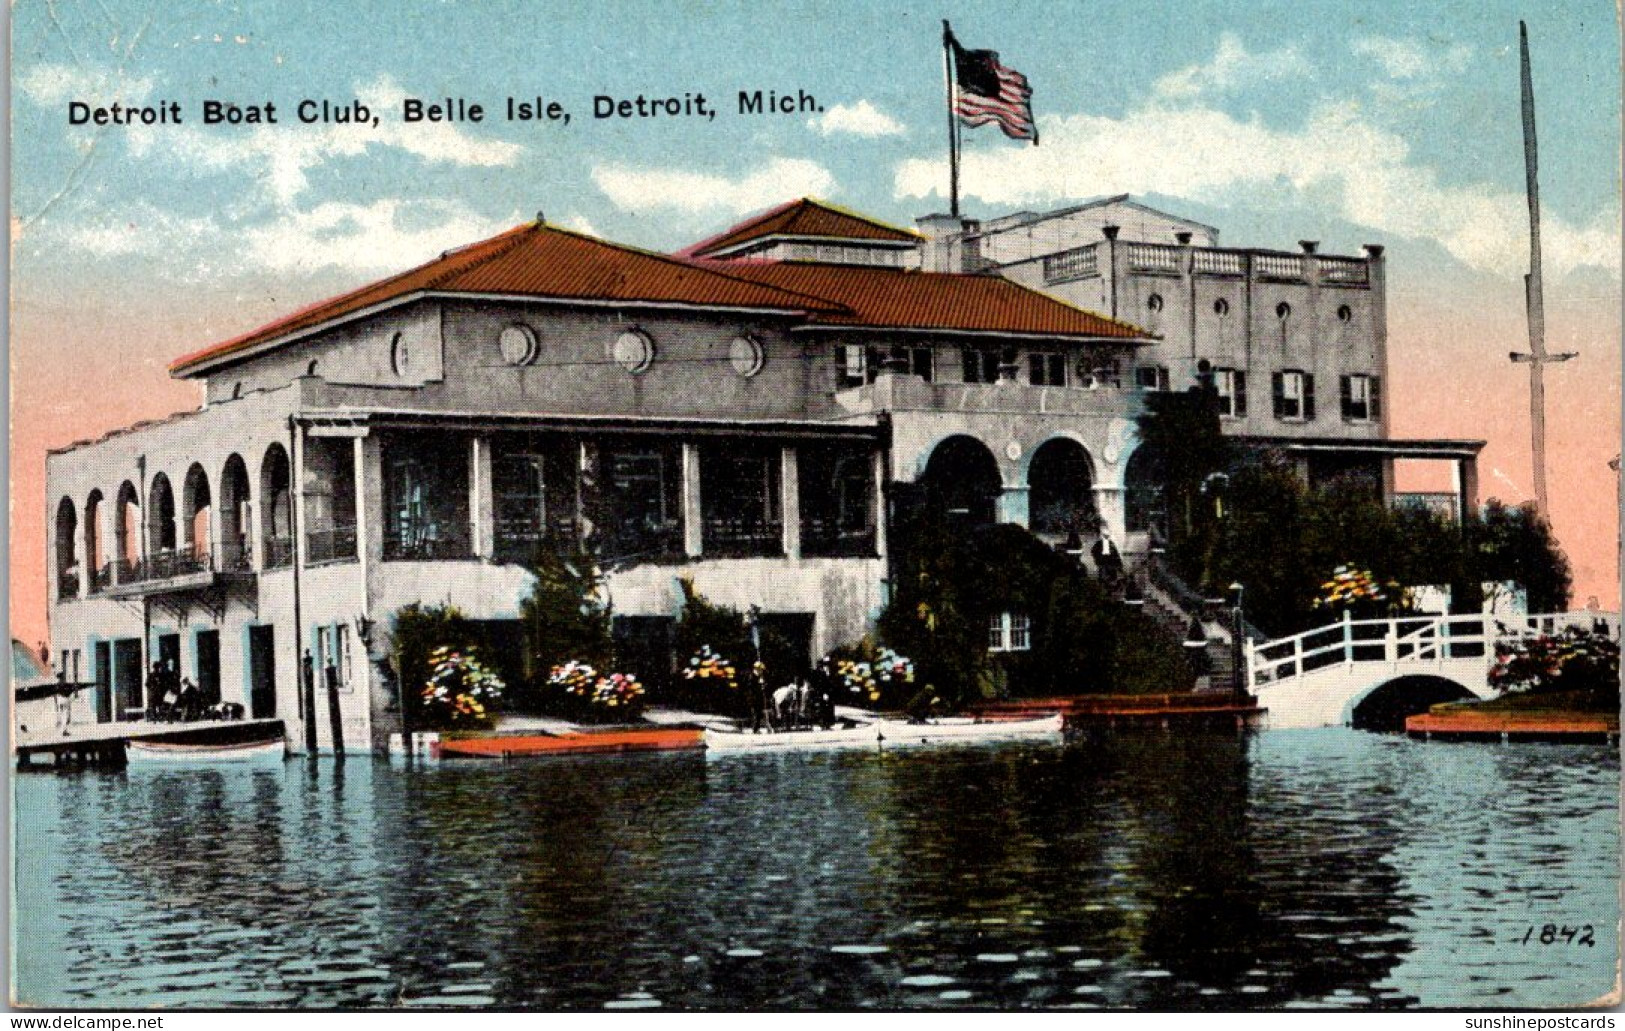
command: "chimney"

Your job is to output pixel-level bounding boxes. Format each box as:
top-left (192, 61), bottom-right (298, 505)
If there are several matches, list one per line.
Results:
top-left (915, 213), bottom-right (975, 273)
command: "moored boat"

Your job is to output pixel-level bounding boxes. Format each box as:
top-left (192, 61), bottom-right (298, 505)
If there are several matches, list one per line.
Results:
top-left (125, 737), bottom-right (287, 763)
top-left (703, 714), bottom-right (1062, 752)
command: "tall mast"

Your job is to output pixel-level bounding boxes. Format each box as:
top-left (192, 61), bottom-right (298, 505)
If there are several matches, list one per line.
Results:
top-left (1519, 20), bottom-right (1550, 516)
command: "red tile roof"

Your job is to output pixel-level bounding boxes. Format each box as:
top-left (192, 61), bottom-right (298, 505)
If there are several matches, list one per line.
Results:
top-left (681, 198), bottom-right (920, 258)
top-left (696, 261), bottom-right (1148, 340)
top-left (170, 222), bottom-right (842, 376)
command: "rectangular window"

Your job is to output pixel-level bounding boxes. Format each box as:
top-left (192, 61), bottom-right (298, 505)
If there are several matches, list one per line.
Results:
top-left (1079, 358), bottom-right (1123, 389)
top-left (799, 444), bottom-right (877, 558)
top-left (1028, 352), bottom-right (1067, 386)
top-left (1271, 370), bottom-right (1315, 421)
top-left (600, 443), bottom-right (683, 561)
top-left (962, 347), bottom-right (1007, 384)
top-left (1340, 374), bottom-right (1381, 423)
top-left (838, 344), bottom-right (867, 387)
top-left (988, 612), bottom-right (1032, 652)
top-left (1135, 365), bottom-right (1171, 391)
top-left (700, 445), bottom-right (783, 557)
top-left (383, 435), bottom-right (472, 560)
top-left (493, 451), bottom-right (547, 562)
top-left (337, 624), bottom-right (354, 692)
top-left (1215, 368), bottom-right (1247, 418)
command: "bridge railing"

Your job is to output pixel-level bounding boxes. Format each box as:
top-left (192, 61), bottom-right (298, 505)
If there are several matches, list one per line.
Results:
top-left (1247, 611), bottom-right (1619, 690)
top-left (1249, 613), bottom-right (1496, 688)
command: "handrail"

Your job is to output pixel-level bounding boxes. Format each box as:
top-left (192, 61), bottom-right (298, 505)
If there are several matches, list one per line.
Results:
top-left (1246, 610), bottom-right (1619, 690)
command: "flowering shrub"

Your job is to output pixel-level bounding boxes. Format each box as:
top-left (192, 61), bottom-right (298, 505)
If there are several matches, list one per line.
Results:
top-left (1490, 625), bottom-right (1620, 697)
top-left (591, 672), bottom-right (645, 711)
top-left (548, 660), bottom-right (600, 700)
top-left (825, 643), bottom-right (915, 706)
top-left (1313, 565), bottom-right (1405, 619)
top-left (683, 645), bottom-right (738, 690)
top-left (419, 646), bottom-right (505, 728)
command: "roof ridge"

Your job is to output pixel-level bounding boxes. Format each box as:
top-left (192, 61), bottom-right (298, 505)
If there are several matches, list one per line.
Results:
top-left (423, 220), bottom-right (541, 289)
top-left (795, 197), bottom-right (922, 241)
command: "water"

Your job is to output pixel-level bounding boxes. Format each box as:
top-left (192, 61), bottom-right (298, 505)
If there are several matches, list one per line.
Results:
top-left (13, 729), bottom-right (1618, 1009)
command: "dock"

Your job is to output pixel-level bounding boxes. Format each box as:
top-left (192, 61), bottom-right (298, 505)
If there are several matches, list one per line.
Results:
top-left (15, 718), bottom-right (286, 768)
top-left (972, 693), bottom-right (1266, 732)
top-left (1405, 709), bottom-right (1618, 743)
top-left (436, 726), bottom-right (705, 759)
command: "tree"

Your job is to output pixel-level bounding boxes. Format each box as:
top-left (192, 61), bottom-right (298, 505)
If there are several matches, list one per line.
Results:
top-left (1136, 384), bottom-right (1230, 582)
top-left (1467, 500), bottom-right (1573, 613)
top-left (520, 545), bottom-right (612, 678)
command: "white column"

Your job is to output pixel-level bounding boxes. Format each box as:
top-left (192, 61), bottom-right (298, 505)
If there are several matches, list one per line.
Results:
top-left (872, 448), bottom-right (888, 561)
top-left (998, 485), bottom-right (1030, 528)
top-left (781, 446), bottom-right (800, 560)
top-left (1093, 485), bottom-right (1127, 544)
top-left (682, 443), bottom-right (703, 558)
top-left (470, 436), bottom-right (492, 558)
top-left (292, 430), bottom-right (307, 569)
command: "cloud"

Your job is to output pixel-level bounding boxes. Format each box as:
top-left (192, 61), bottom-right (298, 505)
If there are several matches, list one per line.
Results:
top-left (1352, 35), bottom-right (1472, 80)
top-left (131, 75), bottom-right (522, 206)
top-left (240, 199), bottom-right (516, 275)
top-left (893, 96), bottom-right (1618, 281)
top-left (809, 100), bottom-right (904, 137)
top-left (592, 156), bottom-right (836, 215)
top-left (558, 213), bottom-right (601, 236)
top-left (1152, 33), bottom-right (1313, 101)
top-left (18, 63), bottom-right (154, 107)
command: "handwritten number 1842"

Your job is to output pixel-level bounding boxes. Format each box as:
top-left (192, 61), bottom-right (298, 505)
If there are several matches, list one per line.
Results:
top-left (1520, 925), bottom-right (1595, 946)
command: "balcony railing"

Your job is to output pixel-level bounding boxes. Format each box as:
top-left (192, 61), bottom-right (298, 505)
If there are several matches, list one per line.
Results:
top-left (1043, 244), bottom-right (1099, 283)
top-left (384, 524), bottom-right (473, 561)
top-left (89, 562), bottom-right (112, 593)
top-left (1126, 242), bottom-right (1182, 273)
top-left (1319, 257), bottom-right (1370, 285)
top-left (305, 524), bottom-right (358, 565)
top-left (1391, 492), bottom-right (1460, 522)
top-left (597, 521), bottom-right (685, 565)
top-left (115, 548), bottom-right (214, 586)
top-left (57, 571), bottom-right (80, 599)
top-left (835, 374), bottom-right (1142, 419)
top-left (1253, 253), bottom-right (1305, 281)
top-left (1193, 249), bottom-right (1246, 276)
top-left (800, 519), bottom-right (877, 559)
top-left (219, 539), bottom-right (254, 573)
top-left (702, 516), bottom-right (784, 558)
top-left (264, 535), bottom-right (294, 570)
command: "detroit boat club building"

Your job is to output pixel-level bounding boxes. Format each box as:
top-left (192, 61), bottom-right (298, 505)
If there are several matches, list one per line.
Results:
top-left (43, 195), bottom-right (1483, 752)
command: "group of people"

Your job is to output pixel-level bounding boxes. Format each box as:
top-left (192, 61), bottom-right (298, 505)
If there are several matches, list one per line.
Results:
top-left (145, 659), bottom-right (203, 722)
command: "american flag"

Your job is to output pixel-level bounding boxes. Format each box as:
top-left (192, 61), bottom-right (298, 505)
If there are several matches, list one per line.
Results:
top-left (951, 36), bottom-right (1038, 144)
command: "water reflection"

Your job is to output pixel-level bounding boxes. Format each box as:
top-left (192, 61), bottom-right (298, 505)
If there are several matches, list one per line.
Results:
top-left (13, 730), bottom-right (1617, 1009)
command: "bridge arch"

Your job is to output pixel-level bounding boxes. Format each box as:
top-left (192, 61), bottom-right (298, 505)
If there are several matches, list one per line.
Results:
top-left (1348, 675), bottom-right (1480, 732)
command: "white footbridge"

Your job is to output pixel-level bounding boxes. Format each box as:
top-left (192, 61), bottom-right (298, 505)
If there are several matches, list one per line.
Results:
top-left (1246, 611), bottom-right (1617, 729)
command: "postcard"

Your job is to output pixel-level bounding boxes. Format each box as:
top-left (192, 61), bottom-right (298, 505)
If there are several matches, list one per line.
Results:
top-left (9, 0), bottom-right (1620, 1014)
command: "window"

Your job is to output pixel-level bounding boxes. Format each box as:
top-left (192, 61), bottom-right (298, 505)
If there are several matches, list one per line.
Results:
top-left (1337, 304), bottom-right (1353, 323)
top-left (1028, 352), bottom-right (1067, 386)
top-left (612, 329), bottom-right (656, 373)
top-left (1135, 364), bottom-right (1170, 391)
top-left (383, 438), bottom-right (471, 560)
top-left (1340, 374), bottom-right (1382, 423)
top-left (1271, 370), bottom-right (1315, 421)
top-left (729, 336), bottom-right (765, 377)
top-left (988, 612), bottom-right (1031, 652)
top-left (1275, 302), bottom-right (1292, 321)
top-left (1215, 368), bottom-right (1247, 418)
top-left (338, 624), bottom-right (354, 692)
top-left (494, 451), bottom-right (548, 561)
top-left (1213, 298), bottom-right (1230, 316)
top-left (390, 333), bottom-right (411, 377)
top-left (838, 344), bottom-right (867, 387)
top-left (1079, 358), bottom-right (1122, 390)
top-left (1146, 293), bottom-right (1164, 313)
top-left (799, 444), bottom-right (877, 558)
top-left (700, 445), bottom-right (783, 557)
top-left (601, 444), bottom-right (683, 560)
top-left (962, 346), bottom-right (1008, 384)
top-left (499, 324), bottom-right (538, 366)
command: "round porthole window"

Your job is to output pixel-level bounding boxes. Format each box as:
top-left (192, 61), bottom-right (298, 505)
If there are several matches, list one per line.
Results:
top-left (729, 335), bottom-right (765, 377)
top-left (1213, 298), bottom-right (1230, 316)
top-left (500, 324), bottom-right (538, 366)
top-left (1147, 293), bottom-right (1164, 313)
top-left (1337, 304), bottom-right (1353, 323)
top-left (613, 329), bottom-right (655, 374)
top-left (1275, 302), bottom-right (1292, 320)
top-left (390, 332), bottom-right (411, 376)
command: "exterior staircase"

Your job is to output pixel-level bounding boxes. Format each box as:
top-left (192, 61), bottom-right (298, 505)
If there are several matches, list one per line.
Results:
top-left (1131, 552), bottom-right (1259, 696)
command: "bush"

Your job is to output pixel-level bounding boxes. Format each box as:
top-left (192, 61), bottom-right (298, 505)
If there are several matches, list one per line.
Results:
top-left (417, 646), bottom-right (505, 729)
top-left (545, 661), bottom-right (646, 722)
top-left (1490, 626), bottom-right (1619, 705)
top-left (822, 639), bottom-right (916, 709)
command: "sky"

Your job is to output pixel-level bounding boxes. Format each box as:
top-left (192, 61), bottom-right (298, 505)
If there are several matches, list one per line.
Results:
top-left (10, 0), bottom-right (1622, 648)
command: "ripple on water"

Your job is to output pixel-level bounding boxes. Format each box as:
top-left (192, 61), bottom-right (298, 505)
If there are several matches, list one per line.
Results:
top-left (830, 945), bottom-right (890, 955)
top-left (901, 974), bottom-right (956, 987)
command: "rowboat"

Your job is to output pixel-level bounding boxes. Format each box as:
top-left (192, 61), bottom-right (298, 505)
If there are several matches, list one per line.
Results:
top-left (703, 714), bottom-right (1062, 752)
top-left (125, 737), bottom-right (287, 763)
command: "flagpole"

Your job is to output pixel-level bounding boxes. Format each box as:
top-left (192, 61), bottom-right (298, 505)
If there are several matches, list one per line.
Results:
top-left (942, 20), bottom-right (960, 218)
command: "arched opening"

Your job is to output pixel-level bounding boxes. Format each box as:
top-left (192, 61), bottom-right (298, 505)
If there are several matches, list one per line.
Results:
top-left (219, 454), bottom-right (252, 571)
top-left (54, 497), bottom-right (79, 600)
top-left (1350, 675), bottom-right (1478, 732)
top-left (182, 463), bottom-right (212, 564)
top-left (259, 444), bottom-right (293, 569)
top-left (147, 473), bottom-right (177, 559)
top-left (84, 490), bottom-right (105, 593)
top-left (1028, 437), bottom-right (1096, 538)
top-left (921, 435), bottom-right (1003, 528)
top-left (1124, 443), bottom-right (1166, 536)
top-left (115, 481), bottom-right (141, 575)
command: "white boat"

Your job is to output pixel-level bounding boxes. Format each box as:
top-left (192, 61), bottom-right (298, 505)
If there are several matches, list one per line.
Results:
top-left (126, 737), bottom-right (287, 763)
top-left (703, 714), bottom-right (1062, 752)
